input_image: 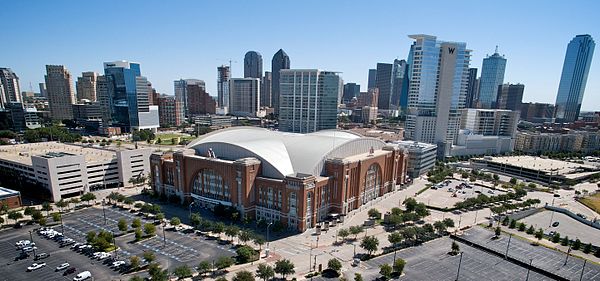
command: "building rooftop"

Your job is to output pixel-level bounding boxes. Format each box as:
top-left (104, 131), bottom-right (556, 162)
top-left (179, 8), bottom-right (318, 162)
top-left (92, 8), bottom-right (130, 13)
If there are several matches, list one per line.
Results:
top-left (478, 156), bottom-right (597, 175)
top-left (0, 142), bottom-right (118, 165)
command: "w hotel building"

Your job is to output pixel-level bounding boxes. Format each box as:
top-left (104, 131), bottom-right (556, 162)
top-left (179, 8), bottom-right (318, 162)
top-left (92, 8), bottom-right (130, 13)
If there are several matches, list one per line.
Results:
top-left (150, 127), bottom-right (408, 231)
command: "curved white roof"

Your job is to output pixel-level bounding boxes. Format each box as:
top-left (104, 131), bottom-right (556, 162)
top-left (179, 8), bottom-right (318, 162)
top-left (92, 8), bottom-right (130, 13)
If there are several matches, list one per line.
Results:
top-left (187, 127), bottom-right (386, 179)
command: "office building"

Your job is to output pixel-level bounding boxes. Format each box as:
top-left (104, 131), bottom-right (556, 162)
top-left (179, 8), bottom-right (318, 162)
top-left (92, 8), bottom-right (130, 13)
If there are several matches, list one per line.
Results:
top-left (496, 83), bottom-right (524, 111)
top-left (391, 59), bottom-right (409, 111)
top-left (367, 69), bottom-right (377, 89)
top-left (158, 95), bottom-right (183, 127)
top-left (375, 63), bottom-right (393, 110)
top-left (271, 49), bottom-right (290, 115)
top-left (342, 83), bottom-right (361, 103)
top-left (217, 65), bottom-right (230, 109)
top-left (187, 83), bottom-right (216, 116)
top-left (554, 35), bottom-right (595, 122)
top-left (260, 71), bottom-right (272, 107)
top-left (395, 141), bottom-right (437, 178)
top-left (174, 79), bottom-right (205, 117)
top-left (477, 47), bottom-right (506, 109)
top-left (0, 68), bottom-right (21, 105)
top-left (76, 71), bottom-right (98, 101)
top-left (279, 69), bottom-right (341, 133)
top-left (404, 34), bottom-right (471, 157)
top-left (150, 127), bottom-right (408, 231)
top-left (465, 68), bottom-right (478, 108)
top-left (229, 78), bottom-right (261, 117)
top-left (244, 51), bottom-right (263, 78)
top-left (520, 102), bottom-right (555, 123)
top-left (45, 65), bottom-right (75, 121)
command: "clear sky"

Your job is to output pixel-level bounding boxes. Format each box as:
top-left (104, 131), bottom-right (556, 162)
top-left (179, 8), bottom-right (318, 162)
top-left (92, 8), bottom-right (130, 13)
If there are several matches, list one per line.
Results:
top-left (2, 0), bottom-right (599, 110)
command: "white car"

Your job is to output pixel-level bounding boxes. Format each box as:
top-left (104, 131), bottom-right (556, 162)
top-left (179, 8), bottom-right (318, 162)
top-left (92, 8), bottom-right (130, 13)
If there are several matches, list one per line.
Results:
top-left (73, 271), bottom-right (92, 281)
top-left (112, 260), bottom-right (126, 267)
top-left (56, 263), bottom-right (70, 271)
top-left (27, 262), bottom-right (46, 271)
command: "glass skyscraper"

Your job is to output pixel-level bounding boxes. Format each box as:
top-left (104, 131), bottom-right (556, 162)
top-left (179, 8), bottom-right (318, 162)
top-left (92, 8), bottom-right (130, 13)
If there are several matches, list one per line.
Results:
top-left (554, 34), bottom-right (595, 122)
top-left (477, 47), bottom-right (506, 109)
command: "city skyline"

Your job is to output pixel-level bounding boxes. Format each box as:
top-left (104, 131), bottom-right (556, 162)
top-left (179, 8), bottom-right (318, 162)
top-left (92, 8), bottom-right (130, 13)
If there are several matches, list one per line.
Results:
top-left (2, 1), bottom-right (599, 110)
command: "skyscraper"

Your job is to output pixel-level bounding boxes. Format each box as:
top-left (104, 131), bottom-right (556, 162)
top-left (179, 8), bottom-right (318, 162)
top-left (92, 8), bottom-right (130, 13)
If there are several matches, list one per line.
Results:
top-left (367, 69), bottom-right (377, 90)
top-left (554, 34), bottom-right (595, 122)
top-left (244, 51), bottom-right (263, 79)
top-left (477, 47), bottom-right (506, 109)
top-left (271, 49), bottom-right (290, 115)
top-left (279, 69), bottom-right (341, 133)
top-left (375, 63), bottom-right (393, 110)
top-left (405, 34), bottom-right (471, 157)
top-left (391, 59), bottom-right (409, 111)
top-left (229, 78), bottom-right (261, 117)
top-left (0, 68), bottom-right (21, 104)
top-left (260, 71), bottom-right (272, 107)
top-left (496, 83), bottom-right (524, 111)
top-left (174, 79), bottom-right (205, 117)
top-left (217, 65), bottom-right (230, 109)
top-left (465, 68), bottom-right (478, 108)
top-left (45, 65), bottom-right (75, 121)
top-left (76, 71), bottom-right (98, 101)
top-left (342, 83), bottom-right (361, 103)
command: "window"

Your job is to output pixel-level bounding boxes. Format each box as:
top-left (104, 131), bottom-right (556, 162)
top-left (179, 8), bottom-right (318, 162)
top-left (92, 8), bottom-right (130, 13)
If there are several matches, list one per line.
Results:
top-left (192, 169), bottom-right (230, 202)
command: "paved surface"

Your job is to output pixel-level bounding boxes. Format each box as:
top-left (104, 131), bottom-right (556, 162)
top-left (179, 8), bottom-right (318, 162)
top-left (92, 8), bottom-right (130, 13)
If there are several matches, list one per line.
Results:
top-left (417, 179), bottom-right (505, 208)
top-left (460, 227), bottom-right (600, 281)
top-left (520, 210), bottom-right (600, 246)
top-left (0, 225), bottom-right (122, 281)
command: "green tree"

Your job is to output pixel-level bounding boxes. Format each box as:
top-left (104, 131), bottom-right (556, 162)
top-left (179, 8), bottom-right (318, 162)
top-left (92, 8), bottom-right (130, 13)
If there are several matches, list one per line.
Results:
top-left (132, 218), bottom-right (142, 228)
top-left (274, 259), bottom-right (295, 279)
top-left (118, 219), bottom-right (128, 232)
top-left (144, 223), bottom-right (156, 236)
top-left (232, 270), bottom-right (255, 281)
top-left (197, 261), bottom-right (213, 276)
top-left (451, 241), bottom-right (460, 255)
top-left (379, 263), bottom-right (393, 280)
top-left (393, 258), bottom-right (406, 274)
top-left (7, 210), bottom-right (23, 223)
top-left (170, 217), bottom-right (181, 227)
top-left (338, 228), bottom-right (350, 242)
top-left (215, 256), bottom-right (235, 270)
top-left (368, 208), bottom-right (381, 219)
top-left (173, 265), bottom-right (192, 280)
top-left (360, 236), bottom-right (379, 256)
top-left (354, 273), bottom-right (364, 281)
top-left (256, 264), bottom-right (275, 281)
top-left (143, 251), bottom-right (156, 263)
top-left (349, 225), bottom-right (363, 240)
top-left (129, 255), bottom-right (141, 269)
top-left (327, 258), bottom-right (342, 272)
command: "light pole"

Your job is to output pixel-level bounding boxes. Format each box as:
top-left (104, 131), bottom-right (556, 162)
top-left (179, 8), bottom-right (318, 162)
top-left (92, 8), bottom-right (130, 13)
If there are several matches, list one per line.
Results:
top-left (525, 259), bottom-right (533, 281)
top-left (102, 199), bottom-right (107, 225)
top-left (505, 233), bottom-right (513, 259)
top-left (455, 252), bottom-right (463, 281)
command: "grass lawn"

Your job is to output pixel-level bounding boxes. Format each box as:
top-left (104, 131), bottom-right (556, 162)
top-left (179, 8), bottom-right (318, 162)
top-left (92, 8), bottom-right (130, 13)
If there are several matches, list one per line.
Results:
top-left (579, 193), bottom-right (600, 214)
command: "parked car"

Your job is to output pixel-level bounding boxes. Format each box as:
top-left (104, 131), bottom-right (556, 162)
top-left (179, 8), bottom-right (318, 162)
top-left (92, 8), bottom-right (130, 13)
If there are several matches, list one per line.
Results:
top-left (73, 271), bottom-right (92, 281)
top-left (56, 263), bottom-right (70, 271)
top-left (27, 262), bottom-right (46, 271)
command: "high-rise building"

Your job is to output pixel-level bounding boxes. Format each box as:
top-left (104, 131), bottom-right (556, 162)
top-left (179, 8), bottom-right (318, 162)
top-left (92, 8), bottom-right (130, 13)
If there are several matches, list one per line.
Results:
top-left (158, 95), bottom-right (183, 127)
top-left (174, 79), bottom-right (205, 117)
top-left (229, 78), bottom-right (261, 117)
top-left (496, 83), bottom-right (524, 111)
top-left (217, 65), bottom-right (230, 109)
top-left (367, 69), bottom-right (377, 90)
top-left (76, 71), bottom-right (98, 101)
top-left (271, 49), bottom-right (290, 115)
top-left (103, 61), bottom-right (159, 131)
top-left (38, 83), bottom-right (47, 98)
top-left (0, 68), bottom-right (22, 105)
top-left (342, 83), bottom-right (361, 103)
top-left (554, 35), bottom-right (595, 122)
top-left (260, 71), bottom-right (272, 107)
top-left (244, 51), bottom-right (263, 79)
top-left (375, 63), bottom-right (393, 110)
top-left (187, 83), bottom-right (216, 116)
top-left (465, 68), bottom-right (478, 108)
top-left (279, 69), bottom-right (341, 133)
top-left (404, 34), bottom-right (471, 157)
top-left (477, 47), bottom-right (506, 109)
top-left (391, 59), bottom-right (409, 111)
top-left (45, 65), bottom-right (75, 121)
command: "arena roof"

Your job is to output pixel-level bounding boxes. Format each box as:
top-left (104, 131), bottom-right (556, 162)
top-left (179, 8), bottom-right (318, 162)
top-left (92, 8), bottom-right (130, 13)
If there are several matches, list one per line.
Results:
top-left (187, 127), bottom-right (387, 179)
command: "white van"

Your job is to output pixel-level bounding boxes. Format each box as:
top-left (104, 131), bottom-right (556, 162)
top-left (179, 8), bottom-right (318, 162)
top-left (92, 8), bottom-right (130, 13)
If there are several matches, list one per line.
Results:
top-left (73, 271), bottom-right (91, 281)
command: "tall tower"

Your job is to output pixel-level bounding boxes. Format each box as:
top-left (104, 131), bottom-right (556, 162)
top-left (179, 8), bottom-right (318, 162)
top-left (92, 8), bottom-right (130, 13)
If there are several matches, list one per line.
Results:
top-left (405, 34), bottom-right (471, 157)
top-left (555, 35), bottom-right (595, 122)
top-left (244, 51), bottom-right (263, 79)
top-left (271, 49), bottom-right (290, 115)
top-left (477, 47), bottom-right (506, 109)
top-left (45, 65), bottom-right (75, 121)
top-left (217, 65), bottom-right (231, 109)
top-left (0, 68), bottom-right (22, 104)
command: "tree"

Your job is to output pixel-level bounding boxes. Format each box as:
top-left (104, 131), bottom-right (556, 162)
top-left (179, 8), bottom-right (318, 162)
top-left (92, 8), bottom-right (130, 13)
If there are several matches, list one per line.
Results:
top-left (368, 208), bottom-right (381, 219)
top-left (451, 241), bottom-right (460, 255)
top-left (518, 223), bottom-right (526, 232)
top-left (379, 264), bottom-right (393, 280)
top-left (349, 225), bottom-right (363, 240)
top-left (173, 265), bottom-right (192, 280)
top-left (256, 264), bottom-right (275, 281)
top-left (433, 221), bottom-right (447, 235)
top-left (584, 243), bottom-right (593, 254)
top-left (535, 228), bottom-right (544, 240)
top-left (197, 261), bottom-right (213, 276)
top-left (552, 232), bottom-right (561, 243)
top-left (132, 218), bottom-right (142, 228)
top-left (354, 273), bottom-right (364, 281)
top-left (232, 270), bottom-right (255, 281)
top-left (509, 219), bottom-right (517, 229)
top-left (573, 238), bottom-right (582, 250)
top-left (170, 217), bottom-right (181, 227)
top-left (393, 258), bottom-right (406, 274)
top-left (143, 251), bottom-right (156, 263)
top-left (338, 228), bottom-right (350, 242)
top-left (561, 235), bottom-right (570, 246)
top-left (129, 255), bottom-right (141, 269)
top-left (360, 236), bottom-right (379, 256)
top-left (190, 213), bottom-right (201, 227)
top-left (144, 223), bottom-right (156, 236)
top-left (274, 259), bottom-right (295, 279)
top-left (495, 226), bottom-right (501, 237)
top-left (118, 219), bottom-right (128, 232)
top-left (51, 212), bottom-right (61, 222)
top-left (327, 258), bottom-right (342, 272)
top-left (403, 198), bottom-right (418, 212)
top-left (80, 193), bottom-right (96, 205)
top-left (7, 211), bottom-right (23, 223)
top-left (215, 256), bottom-right (235, 270)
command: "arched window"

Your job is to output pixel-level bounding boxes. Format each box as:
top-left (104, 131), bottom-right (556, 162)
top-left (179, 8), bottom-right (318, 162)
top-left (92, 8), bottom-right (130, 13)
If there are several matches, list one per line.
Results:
top-left (363, 164), bottom-right (381, 204)
top-left (192, 169), bottom-right (230, 202)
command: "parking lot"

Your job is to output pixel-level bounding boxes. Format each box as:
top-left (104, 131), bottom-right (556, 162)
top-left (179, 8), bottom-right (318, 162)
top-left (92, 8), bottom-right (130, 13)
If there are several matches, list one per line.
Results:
top-left (520, 211), bottom-right (600, 246)
top-left (459, 227), bottom-right (600, 280)
top-left (0, 225), bottom-right (122, 281)
top-left (416, 179), bottom-right (506, 208)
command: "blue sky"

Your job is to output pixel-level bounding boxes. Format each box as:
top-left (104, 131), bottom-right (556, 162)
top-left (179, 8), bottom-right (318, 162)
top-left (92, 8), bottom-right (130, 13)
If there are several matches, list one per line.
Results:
top-left (2, 0), bottom-right (599, 110)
